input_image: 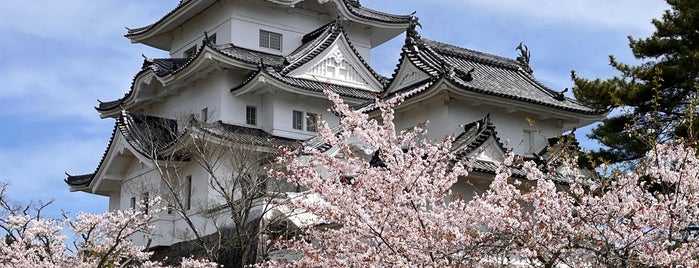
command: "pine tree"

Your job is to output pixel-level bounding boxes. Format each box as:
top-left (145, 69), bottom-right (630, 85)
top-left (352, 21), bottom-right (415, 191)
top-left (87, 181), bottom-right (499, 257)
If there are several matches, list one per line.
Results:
top-left (572, 0), bottom-right (699, 163)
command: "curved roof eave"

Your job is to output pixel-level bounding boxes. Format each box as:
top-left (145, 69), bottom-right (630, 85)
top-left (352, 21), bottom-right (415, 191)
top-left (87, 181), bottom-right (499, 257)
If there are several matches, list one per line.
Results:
top-left (125, 0), bottom-right (218, 49)
top-left (393, 35), bottom-right (606, 117)
top-left (96, 43), bottom-right (281, 118)
top-left (232, 69), bottom-right (374, 103)
top-left (333, 0), bottom-right (412, 27)
top-left (126, 0), bottom-right (411, 49)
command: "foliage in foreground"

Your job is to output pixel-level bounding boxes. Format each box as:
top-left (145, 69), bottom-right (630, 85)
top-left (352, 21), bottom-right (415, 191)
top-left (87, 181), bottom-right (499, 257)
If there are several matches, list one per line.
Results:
top-left (262, 91), bottom-right (699, 267)
top-left (0, 193), bottom-right (218, 268)
top-left (572, 0), bottom-right (699, 163)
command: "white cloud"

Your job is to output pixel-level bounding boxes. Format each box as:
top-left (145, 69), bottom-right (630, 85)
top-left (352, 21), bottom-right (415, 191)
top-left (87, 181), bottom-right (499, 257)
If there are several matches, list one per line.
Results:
top-left (0, 135), bottom-right (111, 216)
top-left (433, 0), bottom-right (668, 35)
top-left (0, 0), bottom-right (167, 42)
top-left (0, 0), bottom-right (168, 121)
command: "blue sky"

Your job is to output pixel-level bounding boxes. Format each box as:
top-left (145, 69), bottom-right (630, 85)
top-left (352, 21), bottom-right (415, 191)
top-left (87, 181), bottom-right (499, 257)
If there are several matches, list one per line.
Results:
top-left (0, 0), bottom-right (668, 217)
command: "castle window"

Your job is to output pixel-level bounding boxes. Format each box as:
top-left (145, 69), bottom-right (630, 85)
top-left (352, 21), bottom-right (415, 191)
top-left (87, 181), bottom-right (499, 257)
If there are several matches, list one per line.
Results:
top-left (292, 110), bottom-right (303, 130)
top-left (129, 197), bottom-right (136, 210)
top-left (184, 175), bottom-right (192, 211)
top-left (259, 30), bottom-right (282, 51)
top-left (246, 106), bottom-right (257, 126)
top-left (183, 46), bottom-right (197, 58)
top-left (201, 107), bottom-right (208, 122)
top-left (142, 192), bottom-right (150, 214)
top-left (306, 113), bottom-right (317, 132)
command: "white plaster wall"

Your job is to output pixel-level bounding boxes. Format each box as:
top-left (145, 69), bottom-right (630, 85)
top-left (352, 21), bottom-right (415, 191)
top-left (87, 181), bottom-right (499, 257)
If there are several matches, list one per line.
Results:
top-left (394, 98), bottom-right (566, 156)
top-left (229, 1), bottom-right (325, 55)
top-left (166, 0), bottom-right (373, 60)
top-left (108, 192), bottom-right (120, 211)
top-left (342, 23), bottom-right (372, 63)
top-left (170, 1), bottom-right (233, 57)
top-left (148, 72), bottom-right (233, 122)
top-left (262, 91), bottom-right (339, 140)
top-left (116, 158), bottom-right (230, 247)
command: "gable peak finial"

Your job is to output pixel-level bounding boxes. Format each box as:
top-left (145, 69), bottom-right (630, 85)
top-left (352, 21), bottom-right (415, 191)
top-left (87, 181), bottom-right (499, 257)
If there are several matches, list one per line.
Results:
top-left (203, 31), bottom-right (212, 46)
top-left (405, 15), bottom-right (422, 50)
top-left (515, 42), bottom-right (533, 73)
top-left (346, 0), bottom-right (361, 7)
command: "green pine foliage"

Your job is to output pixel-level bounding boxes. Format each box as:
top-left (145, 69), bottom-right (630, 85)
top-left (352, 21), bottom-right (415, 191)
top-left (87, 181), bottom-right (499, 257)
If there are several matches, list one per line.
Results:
top-left (572, 0), bottom-right (699, 164)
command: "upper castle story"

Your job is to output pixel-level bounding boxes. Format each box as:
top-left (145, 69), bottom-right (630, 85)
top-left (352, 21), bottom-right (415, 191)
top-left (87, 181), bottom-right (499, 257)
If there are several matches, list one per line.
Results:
top-left (125, 0), bottom-right (411, 62)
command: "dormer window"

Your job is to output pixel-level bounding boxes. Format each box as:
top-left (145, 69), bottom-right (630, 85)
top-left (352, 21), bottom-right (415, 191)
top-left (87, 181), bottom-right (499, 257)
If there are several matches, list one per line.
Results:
top-left (183, 46), bottom-right (197, 58)
top-left (292, 110), bottom-right (317, 132)
top-left (292, 110), bottom-right (303, 130)
top-left (306, 113), bottom-right (317, 132)
top-left (201, 107), bottom-right (208, 122)
top-left (259, 30), bottom-right (282, 51)
top-left (246, 106), bottom-right (257, 126)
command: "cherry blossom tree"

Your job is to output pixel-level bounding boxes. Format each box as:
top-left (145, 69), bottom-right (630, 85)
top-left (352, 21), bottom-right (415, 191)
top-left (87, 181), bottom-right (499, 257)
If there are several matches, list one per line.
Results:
top-left (0, 184), bottom-right (219, 267)
top-left (262, 90), bottom-right (699, 267)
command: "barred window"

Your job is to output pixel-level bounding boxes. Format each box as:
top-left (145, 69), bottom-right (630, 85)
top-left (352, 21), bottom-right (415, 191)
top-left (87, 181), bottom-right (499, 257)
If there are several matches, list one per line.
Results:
top-left (306, 113), bottom-right (317, 132)
top-left (292, 110), bottom-right (303, 130)
top-left (183, 46), bottom-right (197, 58)
top-left (184, 175), bottom-right (192, 211)
top-left (259, 30), bottom-right (282, 51)
top-left (246, 106), bottom-right (257, 126)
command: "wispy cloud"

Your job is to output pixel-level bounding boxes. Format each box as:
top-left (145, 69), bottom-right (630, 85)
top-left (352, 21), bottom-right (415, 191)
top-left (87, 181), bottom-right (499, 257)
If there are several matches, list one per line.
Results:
top-left (0, 1), bottom-right (167, 42)
top-left (430, 0), bottom-right (668, 35)
top-left (0, 134), bottom-right (111, 216)
top-left (0, 1), bottom-right (168, 121)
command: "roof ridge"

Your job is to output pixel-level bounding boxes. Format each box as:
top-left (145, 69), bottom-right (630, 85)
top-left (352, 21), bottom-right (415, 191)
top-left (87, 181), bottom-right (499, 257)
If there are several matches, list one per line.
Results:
top-left (420, 38), bottom-right (523, 70)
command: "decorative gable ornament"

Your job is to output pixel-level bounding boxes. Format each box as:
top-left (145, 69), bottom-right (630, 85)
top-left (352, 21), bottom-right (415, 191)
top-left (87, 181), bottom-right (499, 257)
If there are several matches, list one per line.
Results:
top-left (474, 137), bottom-right (506, 162)
top-left (387, 59), bottom-right (430, 93)
top-left (288, 40), bottom-right (382, 92)
top-left (305, 47), bottom-right (366, 85)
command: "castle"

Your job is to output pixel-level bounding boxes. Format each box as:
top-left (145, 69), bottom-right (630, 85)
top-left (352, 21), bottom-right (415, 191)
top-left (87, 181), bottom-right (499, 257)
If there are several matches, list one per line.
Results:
top-left (65, 0), bottom-right (605, 256)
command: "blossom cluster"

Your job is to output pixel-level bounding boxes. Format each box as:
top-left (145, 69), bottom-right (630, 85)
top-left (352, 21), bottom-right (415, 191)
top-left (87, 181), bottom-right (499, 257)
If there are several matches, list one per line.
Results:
top-left (0, 197), bottom-right (219, 267)
top-left (262, 90), bottom-right (699, 267)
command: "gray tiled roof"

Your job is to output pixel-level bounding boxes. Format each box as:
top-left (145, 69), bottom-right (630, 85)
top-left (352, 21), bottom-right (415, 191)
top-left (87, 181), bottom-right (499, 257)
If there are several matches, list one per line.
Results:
top-left (196, 121), bottom-right (300, 149)
top-left (143, 58), bottom-right (192, 76)
top-left (451, 114), bottom-right (507, 157)
top-left (126, 0), bottom-right (411, 37)
top-left (117, 111), bottom-right (185, 160)
top-left (282, 19), bottom-right (387, 86)
top-left (65, 114), bottom-right (298, 187)
top-left (96, 42), bottom-right (285, 112)
top-left (216, 44), bottom-right (285, 68)
top-left (390, 37), bottom-right (604, 115)
top-left (342, 0), bottom-right (413, 24)
top-left (232, 69), bottom-right (377, 100)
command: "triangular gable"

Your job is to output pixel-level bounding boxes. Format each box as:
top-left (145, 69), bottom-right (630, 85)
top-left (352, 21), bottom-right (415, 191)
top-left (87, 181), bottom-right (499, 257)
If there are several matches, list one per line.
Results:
top-left (451, 114), bottom-right (508, 162)
top-left (286, 32), bottom-right (383, 92)
top-left (386, 56), bottom-right (431, 94)
top-left (470, 136), bottom-right (506, 162)
top-left (86, 130), bottom-right (155, 195)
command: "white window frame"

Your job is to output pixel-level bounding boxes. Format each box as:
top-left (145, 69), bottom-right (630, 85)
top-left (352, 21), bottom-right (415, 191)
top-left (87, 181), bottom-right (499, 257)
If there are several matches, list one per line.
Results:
top-left (184, 175), bottom-right (192, 211)
top-left (259, 29), bottom-right (282, 51)
top-left (306, 112), bottom-right (317, 132)
top-left (141, 192), bottom-right (150, 214)
top-left (246, 106), bottom-right (257, 126)
top-left (292, 110), bottom-right (318, 132)
top-left (201, 107), bottom-right (208, 122)
top-left (292, 110), bottom-right (303, 130)
top-left (183, 46), bottom-right (197, 58)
